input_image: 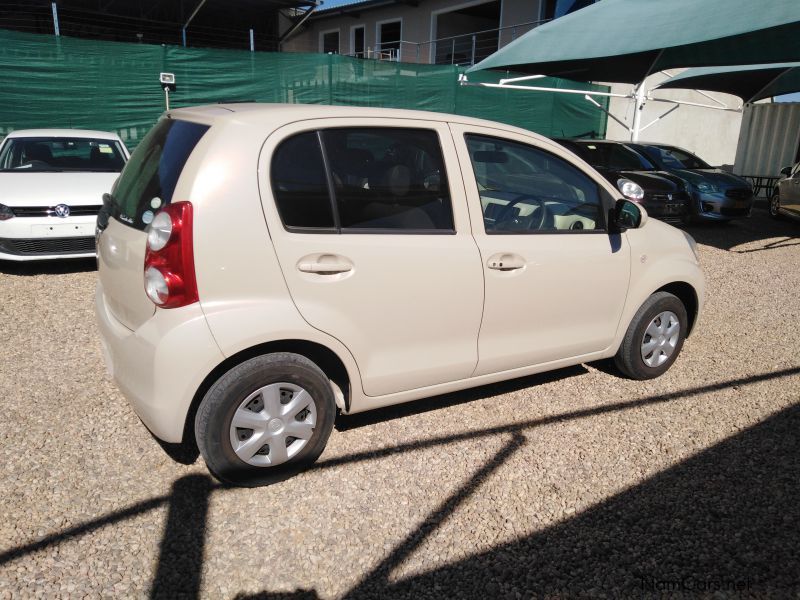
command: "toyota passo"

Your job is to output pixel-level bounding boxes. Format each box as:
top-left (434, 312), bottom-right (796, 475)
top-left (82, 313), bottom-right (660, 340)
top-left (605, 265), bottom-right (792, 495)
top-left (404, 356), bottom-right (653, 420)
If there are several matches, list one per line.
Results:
top-left (95, 105), bottom-right (705, 486)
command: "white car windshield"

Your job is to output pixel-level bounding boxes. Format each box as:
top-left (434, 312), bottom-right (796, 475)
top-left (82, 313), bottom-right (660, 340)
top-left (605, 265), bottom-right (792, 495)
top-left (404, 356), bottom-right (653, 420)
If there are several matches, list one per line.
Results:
top-left (0, 137), bottom-right (126, 172)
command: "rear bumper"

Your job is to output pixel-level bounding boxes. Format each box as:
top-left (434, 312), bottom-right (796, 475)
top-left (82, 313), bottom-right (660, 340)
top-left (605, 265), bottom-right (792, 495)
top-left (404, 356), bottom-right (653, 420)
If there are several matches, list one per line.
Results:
top-left (0, 215), bottom-right (97, 260)
top-left (95, 282), bottom-right (225, 443)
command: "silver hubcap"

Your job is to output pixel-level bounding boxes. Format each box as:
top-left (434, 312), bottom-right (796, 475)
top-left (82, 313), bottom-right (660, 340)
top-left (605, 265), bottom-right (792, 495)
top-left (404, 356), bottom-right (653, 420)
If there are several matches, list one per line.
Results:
top-left (229, 382), bottom-right (317, 467)
top-left (641, 311), bottom-right (680, 368)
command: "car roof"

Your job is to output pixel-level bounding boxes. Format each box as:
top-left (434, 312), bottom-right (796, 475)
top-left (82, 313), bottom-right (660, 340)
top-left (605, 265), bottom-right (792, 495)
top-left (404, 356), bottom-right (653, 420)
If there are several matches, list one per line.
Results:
top-left (166, 103), bottom-right (554, 143)
top-left (6, 129), bottom-right (122, 140)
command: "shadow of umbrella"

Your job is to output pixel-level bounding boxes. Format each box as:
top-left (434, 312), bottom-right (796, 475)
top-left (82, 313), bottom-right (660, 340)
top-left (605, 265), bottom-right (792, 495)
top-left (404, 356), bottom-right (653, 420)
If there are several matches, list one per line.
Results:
top-left (348, 403), bottom-right (800, 597)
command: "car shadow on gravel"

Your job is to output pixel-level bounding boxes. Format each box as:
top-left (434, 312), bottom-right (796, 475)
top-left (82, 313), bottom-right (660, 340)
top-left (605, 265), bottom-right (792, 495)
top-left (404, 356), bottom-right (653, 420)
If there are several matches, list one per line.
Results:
top-left (0, 257), bottom-right (96, 276)
top-left (682, 207), bottom-right (799, 253)
top-left (2, 368), bottom-right (798, 598)
top-left (335, 365), bottom-right (588, 432)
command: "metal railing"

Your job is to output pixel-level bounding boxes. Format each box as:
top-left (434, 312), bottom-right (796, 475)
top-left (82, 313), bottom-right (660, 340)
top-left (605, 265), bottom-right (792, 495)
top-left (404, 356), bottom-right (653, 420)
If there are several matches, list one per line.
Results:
top-left (336, 20), bottom-right (548, 65)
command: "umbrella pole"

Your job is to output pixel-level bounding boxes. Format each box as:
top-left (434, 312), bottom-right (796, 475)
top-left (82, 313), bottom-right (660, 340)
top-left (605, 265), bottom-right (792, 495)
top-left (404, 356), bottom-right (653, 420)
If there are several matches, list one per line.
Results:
top-left (631, 80), bottom-right (647, 142)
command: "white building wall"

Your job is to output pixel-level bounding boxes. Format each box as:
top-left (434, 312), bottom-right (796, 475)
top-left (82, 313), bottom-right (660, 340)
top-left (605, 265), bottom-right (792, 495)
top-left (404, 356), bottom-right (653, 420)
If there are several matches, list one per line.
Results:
top-left (605, 72), bottom-right (743, 168)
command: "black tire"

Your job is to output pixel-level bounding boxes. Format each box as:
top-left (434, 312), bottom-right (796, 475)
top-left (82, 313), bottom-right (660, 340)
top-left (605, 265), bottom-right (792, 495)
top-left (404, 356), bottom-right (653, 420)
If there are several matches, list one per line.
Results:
top-left (614, 292), bottom-right (688, 380)
top-left (769, 192), bottom-right (782, 219)
top-left (195, 352), bottom-right (336, 486)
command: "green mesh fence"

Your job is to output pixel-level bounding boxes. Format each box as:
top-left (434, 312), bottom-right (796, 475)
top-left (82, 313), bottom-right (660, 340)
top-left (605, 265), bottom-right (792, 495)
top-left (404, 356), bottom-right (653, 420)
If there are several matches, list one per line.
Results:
top-left (0, 28), bottom-right (607, 149)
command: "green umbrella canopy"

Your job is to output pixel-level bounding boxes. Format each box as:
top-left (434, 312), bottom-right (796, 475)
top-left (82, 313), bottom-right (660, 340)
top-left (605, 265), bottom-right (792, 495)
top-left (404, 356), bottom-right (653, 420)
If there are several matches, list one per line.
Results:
top-left (467, 0), bottom-right (800, 84)
top-left (655, 62), bottom-right (800, 103)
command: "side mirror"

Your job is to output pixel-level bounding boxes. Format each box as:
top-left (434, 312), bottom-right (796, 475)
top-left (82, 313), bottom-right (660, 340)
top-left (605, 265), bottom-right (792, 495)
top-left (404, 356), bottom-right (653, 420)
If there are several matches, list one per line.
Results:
top-left (612, 198), bottom-right (648, 231)
top-left (780, 165), bottom-right (792, 177)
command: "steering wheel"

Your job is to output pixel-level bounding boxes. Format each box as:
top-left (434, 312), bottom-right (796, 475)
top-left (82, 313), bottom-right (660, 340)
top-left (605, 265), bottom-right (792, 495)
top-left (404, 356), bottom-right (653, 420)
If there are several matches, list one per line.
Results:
top-left (494, 194), bottom-right (553, 231)
top-left (15, 160), bottom-right (52, 170)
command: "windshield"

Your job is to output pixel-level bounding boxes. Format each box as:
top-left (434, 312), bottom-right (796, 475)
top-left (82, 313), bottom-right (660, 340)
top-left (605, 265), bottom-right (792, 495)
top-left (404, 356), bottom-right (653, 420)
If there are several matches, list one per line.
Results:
top-left (0, 136), bottom-right (127, 172)
top-left (107, 118), bottom-right (209, 231)
top-left (640, 145), bottom-right (711, 170)
top-left (568, 142), bottom-right (655, 171)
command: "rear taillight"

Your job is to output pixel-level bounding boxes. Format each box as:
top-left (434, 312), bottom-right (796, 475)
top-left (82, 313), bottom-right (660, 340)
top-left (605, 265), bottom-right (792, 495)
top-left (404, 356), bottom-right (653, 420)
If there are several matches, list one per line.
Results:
top-left (143, 201), bottom-right (198, 309)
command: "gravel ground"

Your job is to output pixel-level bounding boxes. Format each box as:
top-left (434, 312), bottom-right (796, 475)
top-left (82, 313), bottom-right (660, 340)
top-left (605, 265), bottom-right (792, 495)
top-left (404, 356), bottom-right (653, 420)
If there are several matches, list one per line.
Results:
top-left (1, 207), bottom-right (799, 599)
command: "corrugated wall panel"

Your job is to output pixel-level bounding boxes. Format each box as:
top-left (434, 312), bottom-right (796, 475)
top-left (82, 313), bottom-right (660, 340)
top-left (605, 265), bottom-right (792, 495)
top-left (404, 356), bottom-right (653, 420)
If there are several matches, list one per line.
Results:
top-left (734, 102), bottom-right (800, 177)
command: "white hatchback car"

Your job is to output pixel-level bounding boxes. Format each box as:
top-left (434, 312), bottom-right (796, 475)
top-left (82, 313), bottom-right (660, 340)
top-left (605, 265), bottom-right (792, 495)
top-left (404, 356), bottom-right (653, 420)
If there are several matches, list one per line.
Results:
top-left (0, 129), bottom-right (129, 261)
top-left (95, 105), bottom-right (705, 485)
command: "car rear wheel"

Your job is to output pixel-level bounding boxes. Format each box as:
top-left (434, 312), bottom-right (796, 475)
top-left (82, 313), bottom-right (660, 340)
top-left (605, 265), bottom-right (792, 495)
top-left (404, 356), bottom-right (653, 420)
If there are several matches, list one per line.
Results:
top-left (614, 292), bottom-right (687, 380)
top-left (770, 192), bottom-right (782, 219)
top-left (195, 352), bottom-right (336, 486)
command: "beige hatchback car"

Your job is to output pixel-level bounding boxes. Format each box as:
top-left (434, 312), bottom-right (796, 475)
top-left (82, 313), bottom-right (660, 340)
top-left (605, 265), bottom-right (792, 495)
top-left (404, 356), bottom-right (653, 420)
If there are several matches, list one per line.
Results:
top-left (95, 104), bottom-right (705, 485)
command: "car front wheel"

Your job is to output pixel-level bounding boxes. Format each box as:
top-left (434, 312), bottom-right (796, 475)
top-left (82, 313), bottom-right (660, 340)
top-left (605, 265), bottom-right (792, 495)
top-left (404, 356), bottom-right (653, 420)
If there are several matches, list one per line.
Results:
top-left (614, 292), bottom-right (688, 380)
top-left (770, 192), bottom-right (781, 219)
top-left (195, 352), bottom-right (336, 486)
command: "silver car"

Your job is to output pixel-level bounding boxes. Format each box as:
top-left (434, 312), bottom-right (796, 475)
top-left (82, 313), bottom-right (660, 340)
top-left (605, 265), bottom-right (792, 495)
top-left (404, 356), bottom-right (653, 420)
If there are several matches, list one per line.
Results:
top-left (771, 163), bottom-right (800, 222)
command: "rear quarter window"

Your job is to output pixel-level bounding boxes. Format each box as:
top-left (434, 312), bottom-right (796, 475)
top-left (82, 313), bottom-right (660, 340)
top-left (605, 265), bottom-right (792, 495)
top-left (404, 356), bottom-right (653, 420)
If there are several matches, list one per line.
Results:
top-left (109, 119), bottom-right (209, 230)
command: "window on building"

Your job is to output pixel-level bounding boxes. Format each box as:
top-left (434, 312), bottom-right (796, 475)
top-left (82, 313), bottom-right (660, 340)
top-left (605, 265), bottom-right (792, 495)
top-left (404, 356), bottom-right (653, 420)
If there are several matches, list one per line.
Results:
top-left (377, 20), bottom-right (401, 60)
top-left (351, 26), bottom-right (365, 57)
top-left (321, 30), bottom-right (340, 54)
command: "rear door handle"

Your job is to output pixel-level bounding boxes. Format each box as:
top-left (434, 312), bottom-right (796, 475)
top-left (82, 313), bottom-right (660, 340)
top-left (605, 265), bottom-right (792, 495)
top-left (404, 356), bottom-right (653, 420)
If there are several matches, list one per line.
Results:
top-left (297, 254), bottom-right (353, 274)
top-left (487, 253), bottom-right (525, 271)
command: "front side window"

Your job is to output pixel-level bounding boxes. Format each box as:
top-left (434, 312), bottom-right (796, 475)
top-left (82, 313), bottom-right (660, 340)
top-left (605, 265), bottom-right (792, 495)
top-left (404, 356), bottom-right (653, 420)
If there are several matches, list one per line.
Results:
top-left (270, 128), bottom-right (453, 233)
top-left (466, 134), bottom-right (603, 233)
top-left (0, 137), bottom-right (126, 172)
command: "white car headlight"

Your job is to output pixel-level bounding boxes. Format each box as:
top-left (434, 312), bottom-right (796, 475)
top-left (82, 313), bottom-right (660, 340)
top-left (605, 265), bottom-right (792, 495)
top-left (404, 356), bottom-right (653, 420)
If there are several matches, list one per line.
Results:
top-left (617, 178), bottom-right (644, 202)
top-left (0, 203), bottom-right (14, 221)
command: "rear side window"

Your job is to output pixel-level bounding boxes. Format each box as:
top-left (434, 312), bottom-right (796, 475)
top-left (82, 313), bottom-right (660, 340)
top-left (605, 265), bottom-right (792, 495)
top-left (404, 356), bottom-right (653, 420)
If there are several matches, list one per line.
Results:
top-left (109, 119), bottom-right (209, 230)
top-left (271, 132), bottom-right (335, 230)
top-left (269, 127), bottom-right (454, 233)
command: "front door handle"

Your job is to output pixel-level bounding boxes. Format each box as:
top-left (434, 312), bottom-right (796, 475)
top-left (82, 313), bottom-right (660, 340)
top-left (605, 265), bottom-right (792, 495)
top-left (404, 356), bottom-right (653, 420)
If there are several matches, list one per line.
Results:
top-left (487, 253), bottom-right (525, 271)
top-left (297, 254), bottom-right (353, 274)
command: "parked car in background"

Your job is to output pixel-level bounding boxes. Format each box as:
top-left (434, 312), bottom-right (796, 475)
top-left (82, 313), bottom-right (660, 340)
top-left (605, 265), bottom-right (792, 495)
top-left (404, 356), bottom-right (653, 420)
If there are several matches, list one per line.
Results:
top-left (0, 129), bottom-right (129, 261)
top-left (771, 163), bottom-right (800, 222)
top-left (557, 139), bottom-right (688, 223)
top-left (95, 104), bottom-right (705, 486)
top-left (627, 143), bottom-right (754, 222)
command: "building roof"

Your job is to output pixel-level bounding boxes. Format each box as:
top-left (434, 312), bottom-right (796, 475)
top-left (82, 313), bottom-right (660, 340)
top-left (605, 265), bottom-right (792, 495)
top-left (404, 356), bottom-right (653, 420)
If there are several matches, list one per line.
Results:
top-left (316, 0), bottom-right (389, 13)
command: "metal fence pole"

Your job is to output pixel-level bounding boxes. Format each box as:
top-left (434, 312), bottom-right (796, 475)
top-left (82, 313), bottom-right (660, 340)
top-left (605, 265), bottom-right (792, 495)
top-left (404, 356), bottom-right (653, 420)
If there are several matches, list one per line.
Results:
top-left (51, 2), bottom-right (60, 36)
top-left (451, 38), bottom-right (455, 64)
top-left (471, 35), bottom-right (476, 65)
top-left (181, 27), bottom-right (187, 47)
top-left (249, 28), bottom-right (254, 51)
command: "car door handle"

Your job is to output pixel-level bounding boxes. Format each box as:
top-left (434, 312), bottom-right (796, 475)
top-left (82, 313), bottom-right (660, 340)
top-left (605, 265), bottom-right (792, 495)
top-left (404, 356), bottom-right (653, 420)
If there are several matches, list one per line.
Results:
top-left (297, 260), bottom-right (352, 274)
top-left (486, 253), bottom-right (525, 271)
